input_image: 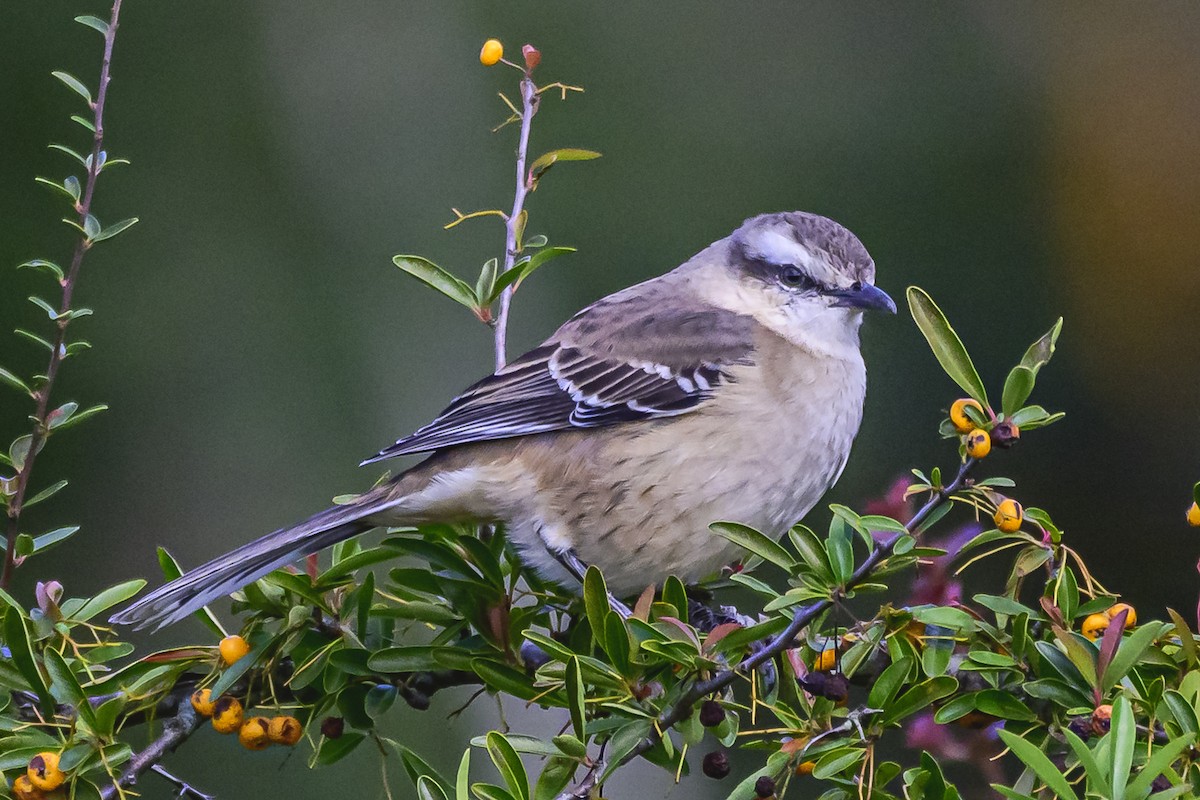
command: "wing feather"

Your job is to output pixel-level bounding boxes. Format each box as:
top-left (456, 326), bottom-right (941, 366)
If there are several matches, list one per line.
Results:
top-left (362, 282), bottom-right (757, 463)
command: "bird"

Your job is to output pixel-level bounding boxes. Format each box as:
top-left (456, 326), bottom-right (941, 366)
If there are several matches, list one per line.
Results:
top-left (111, 211), bottom-right (895, 631)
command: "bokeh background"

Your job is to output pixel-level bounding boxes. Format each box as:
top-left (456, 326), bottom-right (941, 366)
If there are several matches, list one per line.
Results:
top-left (3, 3), bottom-right (1200, 797)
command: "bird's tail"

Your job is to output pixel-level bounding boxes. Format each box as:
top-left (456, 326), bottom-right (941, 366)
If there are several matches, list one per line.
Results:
top-left (109, 490), bottom-right (398, 632)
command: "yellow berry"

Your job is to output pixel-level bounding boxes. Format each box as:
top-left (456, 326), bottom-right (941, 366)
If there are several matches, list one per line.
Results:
top-left (1081, 613), bottom-right (1109, 641)
top-left (949, 398), bottom-right (984, 433)
top-left (479, 39), bottom-right (503, 67)
top-left (12, 775), bottom-right (40, 800)
top-left (1188, 502), bottom-right (1200, 527)
top-left (238, 717), bottom-right (272, 751)
top-left (190, 688), bottom-right (216, 717)
top-left (965, 428), bottom-right (991, 458)
top-left (1106, 603), bottom-right (1137, 627)
top-left (211, 696), bottom-right (245, 734)
top-left (796, 760), bottom-right (816, 776)
top-left (27, 751), bottom-right (65, 791)
top-left (993, 499), bottom-right (1023, 533)
top-left (219, 635), bottom-right (250, 666)
top-left (812, 648), bottom-right (837, 672)
top-left (267, 715), bottom-right (304, 746)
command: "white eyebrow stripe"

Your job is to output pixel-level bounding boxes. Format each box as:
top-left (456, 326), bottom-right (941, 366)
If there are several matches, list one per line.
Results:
top-left (746, 229), bottom-right (838, 284)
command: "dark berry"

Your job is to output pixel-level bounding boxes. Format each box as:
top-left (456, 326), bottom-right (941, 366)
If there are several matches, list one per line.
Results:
top-left (754, 775), bottom-right (776, 798)
top-left (699, 699), bottom-right (725, 728)
top-left (320, 716), bottom-right (345, 739)
top-left (702, 749), bottom-right (731, 779)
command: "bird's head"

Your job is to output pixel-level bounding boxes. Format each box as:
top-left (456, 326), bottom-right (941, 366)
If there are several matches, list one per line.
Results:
top-left (717, 211), bottom-right (895, 358)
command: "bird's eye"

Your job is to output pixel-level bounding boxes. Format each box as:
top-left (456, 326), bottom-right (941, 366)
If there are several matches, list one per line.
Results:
top-left (779, 266), bottom-right (813, 290)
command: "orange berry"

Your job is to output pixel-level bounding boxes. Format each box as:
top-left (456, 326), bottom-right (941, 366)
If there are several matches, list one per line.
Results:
top-left (796, 760), bottom-right (816, 776)
top-left (812, 648), bottom-right (837, 672)
top-left (1188, 502), bottom-right (1200, 527)
top-left (211, 696), bottom-right (244, 734)
top-left (1091, 704), bottom-right (1113, 735)
top-left (965, 428), bottom-right (991, 459)
top-left (27, 751), bottom-right (65, 791)
top-left (267, 715), bottom-right (304, 746)
top-left (190, 688), bottom-right (216, 717)
top-left (993, 498), bottom-right (1023, 533)
top-left (219, 635), bottom-right (250, 666)
top-left (12, 775), bottom-right (40, 800)
top-left (1106, 603), bottom-right (1136, 627)
top-left (1081, 613), bottom-right (1109, 641)
top-left (949, 398), bottom-right (984, 433)
top-left (479, 39), bottom-right (503, 67)
top-left (238, 717), bottom-right (271, 750)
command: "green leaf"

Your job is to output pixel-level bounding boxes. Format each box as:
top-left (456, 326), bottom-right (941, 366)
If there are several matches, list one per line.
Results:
top-left (0, 366), bottom-right (31, 395)
top-left (932, 693), bottom-right (978, 724)
top-left (487, 247), bottom-right (576, 303)
top-left (73, 579), bottom-right (146, 622)
top-left (43, 648), bottom-right (97, 729)
top-left (1167, 607), bottom-right (1198, 666)
top-left (316, 732), bottom-right (365, 764)
top-left (17, 259), bottom-right (65, 281)
top-left (417, 776), bottom-right (449, 800)
top-left (710, 521), bottom-right (794, 570)
top-left (393, 255), bottom-right (478, 310)
top-left (394, 743), bottom-right (453, 791)
top-left (533, 757), bottom-right (576, 800)
top-left (1110, 696), bottom-right (1136, 800)
top-left (83, 214), bottom-right (102, 240)
top-left (48, 143), bottom-right (88, 167)
top-left (996, 729), bottom-right (1078, 800)
top-left (868, 656), bottom-right (913, 710)
top-left (27, 526), bottom-right (79, 556)
top-left (156, 547), bottom-right (227, 637)
top-left (475, 258), bottom-right (498, 307)
top-left (913, 606), bottom-right (977, 633)
top-left (486, 732), bottom-right (529, 800)
top-left (825, 519), bottom-right (854, 585)
top-left (582, 566), bottom-right (609, 648)
top-left (456, 750), bottom-right (471, 800)
top-left (565, 656), bottom-right (585, 739)
top-left (1001, 366), bottom-right (1035, 417)
top-left (1062, 727), bottom-right (1109, 798)
top-left (880, 676), bottom-right (957, 726)
top-left (368, 646), bottom-right (442, 673)
top-left (75, 15), bottom-right (109, 35)
top-left (25, 480), bottom-right (68, 508)
top-left (51, 71), bottom-right (93, 104)
top-left (2, 608), bottom-right (52, 711)
top-left (788, 524), bottom-right (835, 582)
top-left (91, 217), bottom-right (139, 243)
top-left (528, 149), bottom-right (601, 185)
top-left (907, 286), bottom-right (988, 407)
top-left (1162, 691), bottom-right (1199, 736)
top-left (1125, 733), bottom-right (1194, 798)
top-left (973, 689), bottom-right (1036, 721)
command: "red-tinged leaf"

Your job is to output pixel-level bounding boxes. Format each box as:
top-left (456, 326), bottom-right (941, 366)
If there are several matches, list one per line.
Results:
top-left (141, 647), bottom-right (214, 663)
top-left (1096, 608), bottom-right (1128, 678)
top-left (632, 585), bottom-right (655, 622)
top-left (656, 616), bottom-right (700, 647)
top-left (1039, 596), bottom-right (1065, 628)
top-left (306, 553), bottom-right (320, 582)
top-left (702, 622), bottom-right (744, 654)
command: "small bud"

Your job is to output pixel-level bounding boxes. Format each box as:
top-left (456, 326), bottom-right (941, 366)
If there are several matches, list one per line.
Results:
top-left (480, 39), bottom-right (503, 67)
top-left (320, 715), bottom-right (345, 739)
top-left (699, 699), bottom-right (725, 727)
top-left (702, 749), bottom-right (730, 779)
top-left (754, 775), bottom-right (776, 798)
top-left (522, 44), bottom-right (541, 70)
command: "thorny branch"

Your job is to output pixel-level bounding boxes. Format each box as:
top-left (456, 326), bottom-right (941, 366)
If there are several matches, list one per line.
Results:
top-left (491, 72), bottom-right (539, 371)
top-left (2, 0), bottom-right (124, 588)
top-left (553, 458), bottom-right (978, 800)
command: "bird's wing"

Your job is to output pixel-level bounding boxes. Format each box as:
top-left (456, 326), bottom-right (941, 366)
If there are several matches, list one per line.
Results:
top-left (362, 286), bottom-right (757, 463)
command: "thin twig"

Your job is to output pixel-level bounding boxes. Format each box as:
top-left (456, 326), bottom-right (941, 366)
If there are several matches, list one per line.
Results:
top-left (99, 703), bottom-right (203, 800)
top-left (2, 0), bottom-right (124, 587)
top-left (553, 459), bottom-right (977, 800)
top-left (492, 74), bottom-right (539, 370)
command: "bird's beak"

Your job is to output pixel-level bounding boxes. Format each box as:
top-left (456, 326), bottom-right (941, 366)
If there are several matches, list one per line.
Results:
top-left (829, 282), bottom-right (897, 314)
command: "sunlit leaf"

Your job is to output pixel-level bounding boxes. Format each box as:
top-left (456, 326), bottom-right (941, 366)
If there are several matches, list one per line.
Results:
top-left (393, 255), bottom-right (478, 310)
top-left (907, 286), bottom-right (988, 407)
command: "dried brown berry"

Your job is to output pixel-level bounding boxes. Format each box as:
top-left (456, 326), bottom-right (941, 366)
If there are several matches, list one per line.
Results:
top-left (755, 775), bottom-right (776, 798)
top-left (320, 715), bottom-right (345, 739)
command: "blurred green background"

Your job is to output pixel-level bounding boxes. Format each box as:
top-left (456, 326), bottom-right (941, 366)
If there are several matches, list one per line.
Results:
top-left (3, 3), bottom-right (1199, 797)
